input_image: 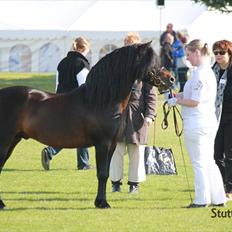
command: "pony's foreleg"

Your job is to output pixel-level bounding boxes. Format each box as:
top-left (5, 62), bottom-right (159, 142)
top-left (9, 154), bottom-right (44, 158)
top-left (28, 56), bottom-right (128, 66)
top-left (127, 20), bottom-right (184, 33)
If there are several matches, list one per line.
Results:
top-left (94, 140), bottom-right (117, 209)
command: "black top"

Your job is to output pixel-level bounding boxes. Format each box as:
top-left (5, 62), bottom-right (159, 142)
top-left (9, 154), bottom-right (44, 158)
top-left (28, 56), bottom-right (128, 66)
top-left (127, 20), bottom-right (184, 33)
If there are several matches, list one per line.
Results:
top-left (221, 68), bottom-right (232, 121)
top-left (56, 51), bottom-right (90, 93)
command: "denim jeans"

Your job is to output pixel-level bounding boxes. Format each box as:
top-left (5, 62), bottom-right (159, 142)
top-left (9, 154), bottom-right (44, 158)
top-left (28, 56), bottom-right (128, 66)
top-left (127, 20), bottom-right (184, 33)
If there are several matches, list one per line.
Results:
top-left (48, 147), bottom-right (90, 169)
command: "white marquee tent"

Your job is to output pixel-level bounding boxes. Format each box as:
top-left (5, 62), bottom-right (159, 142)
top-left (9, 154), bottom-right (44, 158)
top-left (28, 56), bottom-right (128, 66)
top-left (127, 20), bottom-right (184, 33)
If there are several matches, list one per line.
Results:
top-left (0, 0), bottom-right (230, 72)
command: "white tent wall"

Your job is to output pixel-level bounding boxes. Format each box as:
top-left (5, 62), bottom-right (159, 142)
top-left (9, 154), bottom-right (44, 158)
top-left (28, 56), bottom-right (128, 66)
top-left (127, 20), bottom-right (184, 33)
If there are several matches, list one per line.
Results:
top-left (0, 35), bottom-right (66, 72)
top-left (0, 0), bottom-right (206, 72)
top-left (0, 31), bottom-right (161, 72)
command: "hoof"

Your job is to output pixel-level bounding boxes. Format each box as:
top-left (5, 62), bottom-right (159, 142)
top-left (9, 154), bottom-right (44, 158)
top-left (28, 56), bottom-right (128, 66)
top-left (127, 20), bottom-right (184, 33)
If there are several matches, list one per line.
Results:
top-left (94, 199), bottom-right (111, 209)
top-left (0, 200), bottom-right (5, 209)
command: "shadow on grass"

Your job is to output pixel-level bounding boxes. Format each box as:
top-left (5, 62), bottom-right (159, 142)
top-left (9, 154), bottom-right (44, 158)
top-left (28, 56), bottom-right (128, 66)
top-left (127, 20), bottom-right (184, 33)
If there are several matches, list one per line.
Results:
top-left (3, 168), bottom-right (88, 172)
top-left (0, 204), bottom-right (183, 212)
top-left (0, 206), bottom-right (95, 211)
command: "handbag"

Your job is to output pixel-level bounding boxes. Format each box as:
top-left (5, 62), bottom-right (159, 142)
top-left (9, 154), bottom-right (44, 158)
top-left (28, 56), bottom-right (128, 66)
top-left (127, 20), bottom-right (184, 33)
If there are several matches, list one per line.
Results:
top-left (144, 146), bottom-right (177, 175)
top-left (144, 120), bottom-right (177, 175)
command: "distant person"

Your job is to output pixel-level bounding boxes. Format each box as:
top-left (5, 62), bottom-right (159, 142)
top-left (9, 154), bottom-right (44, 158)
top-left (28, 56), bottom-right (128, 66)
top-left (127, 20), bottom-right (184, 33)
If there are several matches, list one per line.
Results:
top-left (167, 39), bottom-right (226, 208)
top-left (173, 32), bottom-right (189, 92)
top-left (160, 23), bottom-right (177, 47)
top-left (109, 32), bottom-right (157, 194)
top-left (160, 32), bottom-right (175, 72)
top-left (41, 37), bottom-right (92, 171)
top-left (212, 40), bottom-right (232, 200)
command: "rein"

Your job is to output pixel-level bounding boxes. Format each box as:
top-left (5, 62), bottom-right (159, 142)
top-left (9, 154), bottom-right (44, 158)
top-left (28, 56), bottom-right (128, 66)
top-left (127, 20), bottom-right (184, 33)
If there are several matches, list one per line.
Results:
top-left (161, 101), bottom-right (183, 137)
top-left (161, 94), bottom-right (193, 203)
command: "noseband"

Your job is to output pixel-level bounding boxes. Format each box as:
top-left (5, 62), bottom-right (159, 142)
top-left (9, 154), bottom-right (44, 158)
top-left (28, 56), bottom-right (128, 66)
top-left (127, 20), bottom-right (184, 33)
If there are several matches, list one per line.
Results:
top-left (146, 68), bottom-right (173, 88)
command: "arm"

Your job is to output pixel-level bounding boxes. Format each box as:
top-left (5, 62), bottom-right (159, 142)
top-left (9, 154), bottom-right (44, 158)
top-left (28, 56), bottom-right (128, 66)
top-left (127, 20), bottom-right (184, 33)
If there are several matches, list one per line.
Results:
top-left (76, 68), bottom-right (89, 85)
top-left (143, 83), bottom-right (157, 125)
top-left (176, 98), bottom-right (199, 107)
top-left (55, 71), bottom-right (59, 92)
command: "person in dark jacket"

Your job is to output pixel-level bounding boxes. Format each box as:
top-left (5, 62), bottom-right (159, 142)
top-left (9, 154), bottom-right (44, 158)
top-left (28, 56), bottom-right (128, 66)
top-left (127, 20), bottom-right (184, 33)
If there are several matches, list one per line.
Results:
top-left (109, 32), bottom-right (157, 194)
top-left (41, 37), bottom-right (92, 171)
top-left (160, 32), bottom-right (174, 72)
top-left (212, 40), bottom-right (232, 200)
top-left (160, 23), bottom-right (177, 47)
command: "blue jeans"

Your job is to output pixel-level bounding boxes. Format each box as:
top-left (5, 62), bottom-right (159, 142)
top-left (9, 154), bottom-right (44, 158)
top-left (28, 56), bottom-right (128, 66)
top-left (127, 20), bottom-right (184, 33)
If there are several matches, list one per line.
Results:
top-left (48, 147), bottom-right (90, 169)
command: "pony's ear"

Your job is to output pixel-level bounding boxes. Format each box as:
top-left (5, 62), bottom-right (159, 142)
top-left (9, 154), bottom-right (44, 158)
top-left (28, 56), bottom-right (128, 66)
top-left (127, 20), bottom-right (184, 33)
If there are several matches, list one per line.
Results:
top-left (138, 41), bottom-right (152, 50)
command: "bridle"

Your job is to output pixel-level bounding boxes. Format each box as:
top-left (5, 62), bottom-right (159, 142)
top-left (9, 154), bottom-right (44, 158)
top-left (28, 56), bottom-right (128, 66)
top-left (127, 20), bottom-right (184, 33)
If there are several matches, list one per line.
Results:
top-left (145, 67), bottom-right (175, 92)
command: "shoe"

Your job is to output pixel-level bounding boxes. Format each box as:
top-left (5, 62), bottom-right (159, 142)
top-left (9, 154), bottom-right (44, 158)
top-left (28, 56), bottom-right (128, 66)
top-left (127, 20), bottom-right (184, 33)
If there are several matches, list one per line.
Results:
top-left (129, 184), bottom-right (139, 194)
top-left (78, 165), bottom-right (94, 170)
top-left (211, 203), bottom-right (226, 207)
top-left (226, 193), bottom-right (232, 200)
top-left (186, 203), bottom-right (207, 208)
top-left (112, 181), bottom-right (121, 192)
top-left (41, 148), bottom-right (52, 170)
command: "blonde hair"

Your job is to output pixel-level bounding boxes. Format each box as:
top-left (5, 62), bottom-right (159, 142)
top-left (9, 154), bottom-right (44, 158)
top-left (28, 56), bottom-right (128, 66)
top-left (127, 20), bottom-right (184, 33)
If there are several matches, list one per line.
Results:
top-left (185, 39), bottom-right (210, 56)
top-left (124, 32), bottom-right (141, 46)
top-left (72, 37), bottom-right (90, 53)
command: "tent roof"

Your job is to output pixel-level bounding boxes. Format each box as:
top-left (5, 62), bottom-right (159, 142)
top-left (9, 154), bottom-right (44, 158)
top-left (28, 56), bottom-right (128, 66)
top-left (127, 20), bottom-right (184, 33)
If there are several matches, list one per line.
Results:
top-left (188, 10), bottom-right (232, 45)
top-left (0, 0), bottom-right (206, 39)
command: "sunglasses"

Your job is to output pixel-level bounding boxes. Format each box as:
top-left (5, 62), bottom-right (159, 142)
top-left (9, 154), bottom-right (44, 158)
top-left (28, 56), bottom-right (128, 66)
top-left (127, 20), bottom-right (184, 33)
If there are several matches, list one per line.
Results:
top-left (213, 50), bottom-right (227, 56)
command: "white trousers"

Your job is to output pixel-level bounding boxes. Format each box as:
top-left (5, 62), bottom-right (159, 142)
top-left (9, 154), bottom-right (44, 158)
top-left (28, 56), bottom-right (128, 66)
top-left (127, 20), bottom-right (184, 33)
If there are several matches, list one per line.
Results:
top-left (109, 142), bottom-right (146, 183)
top-left (184, 127), bottom-right (226, 205)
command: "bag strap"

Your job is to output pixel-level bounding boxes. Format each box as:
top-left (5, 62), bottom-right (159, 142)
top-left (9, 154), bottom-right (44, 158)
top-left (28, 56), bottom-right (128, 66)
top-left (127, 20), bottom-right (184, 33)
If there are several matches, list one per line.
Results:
top-left (153, 119), bottom-right (156, 146)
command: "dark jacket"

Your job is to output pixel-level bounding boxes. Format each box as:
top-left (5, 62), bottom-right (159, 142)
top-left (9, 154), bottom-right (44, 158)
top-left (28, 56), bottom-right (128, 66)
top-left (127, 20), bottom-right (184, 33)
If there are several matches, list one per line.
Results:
top-left (119, 80), bottom-right (157, 145)
top-left (160, 42), bottom-right (174, 71)
top-left (56, 51), bottom-right (90, 93)
top-left (160, 31), bottom-right (177, 47)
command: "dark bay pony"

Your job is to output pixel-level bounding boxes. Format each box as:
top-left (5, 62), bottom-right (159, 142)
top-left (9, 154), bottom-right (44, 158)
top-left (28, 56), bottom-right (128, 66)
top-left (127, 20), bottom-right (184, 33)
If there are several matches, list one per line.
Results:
top-left (0, 42), bottom-right (174, 209)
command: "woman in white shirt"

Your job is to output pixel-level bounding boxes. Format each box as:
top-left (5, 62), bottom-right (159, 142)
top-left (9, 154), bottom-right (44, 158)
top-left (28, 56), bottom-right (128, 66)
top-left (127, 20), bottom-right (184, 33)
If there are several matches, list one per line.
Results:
top-left (167, 39), bottom-right (226, 208)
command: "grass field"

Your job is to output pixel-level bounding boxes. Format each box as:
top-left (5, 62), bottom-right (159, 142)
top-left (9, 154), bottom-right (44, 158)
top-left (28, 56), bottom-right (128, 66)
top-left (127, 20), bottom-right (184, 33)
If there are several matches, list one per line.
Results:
top-left (0, 73), bottom-right (231, 232)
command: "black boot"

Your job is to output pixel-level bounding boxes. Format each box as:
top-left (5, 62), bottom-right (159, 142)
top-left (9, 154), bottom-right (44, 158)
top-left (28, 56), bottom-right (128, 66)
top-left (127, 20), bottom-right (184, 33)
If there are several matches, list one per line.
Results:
top-left (111, 181), bottom-right (122, 192)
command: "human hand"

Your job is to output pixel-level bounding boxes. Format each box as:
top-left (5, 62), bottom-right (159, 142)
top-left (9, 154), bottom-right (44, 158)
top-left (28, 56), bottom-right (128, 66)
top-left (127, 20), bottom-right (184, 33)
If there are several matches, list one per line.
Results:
top-left (144, 117), bottom-right (152, 126)
top-left (167, 97), bottom-right (177, 107)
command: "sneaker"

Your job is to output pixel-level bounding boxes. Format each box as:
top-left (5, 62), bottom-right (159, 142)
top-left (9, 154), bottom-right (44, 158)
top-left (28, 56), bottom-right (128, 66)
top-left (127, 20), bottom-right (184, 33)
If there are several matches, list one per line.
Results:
top-left (112, 181), bottom-right (121, 192)
top-left (129, 184), bottom-right (139, 194)
top-left (41, 148), bottom-right (52, 170)
top-left (186, 203), bottom-right (207, 208)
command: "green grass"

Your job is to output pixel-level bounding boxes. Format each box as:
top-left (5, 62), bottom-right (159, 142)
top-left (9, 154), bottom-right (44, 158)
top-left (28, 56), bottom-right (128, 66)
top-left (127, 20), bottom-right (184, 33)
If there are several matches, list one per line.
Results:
top-left (0, 73), bottom-right (231, 232)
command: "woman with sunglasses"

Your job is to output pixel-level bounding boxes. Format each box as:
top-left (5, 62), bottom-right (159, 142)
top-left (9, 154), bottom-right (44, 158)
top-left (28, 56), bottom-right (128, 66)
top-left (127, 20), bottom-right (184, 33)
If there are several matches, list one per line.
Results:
top-left (212, 40), bottom-right (232, 200)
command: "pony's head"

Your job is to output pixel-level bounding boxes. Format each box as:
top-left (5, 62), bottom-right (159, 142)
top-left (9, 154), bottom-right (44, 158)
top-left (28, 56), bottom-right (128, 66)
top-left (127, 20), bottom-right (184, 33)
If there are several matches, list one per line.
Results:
top-left (135, 42), bottom-right (175, 93)
top-left (143, 67), bottom-right (175, 94)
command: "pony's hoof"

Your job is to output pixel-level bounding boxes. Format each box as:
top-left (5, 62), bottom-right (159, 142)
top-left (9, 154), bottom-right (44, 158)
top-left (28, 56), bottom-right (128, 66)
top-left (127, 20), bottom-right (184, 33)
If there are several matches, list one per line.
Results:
top-left (0, 200), bottom-right (5, 209)
top-left (94, 199), bottom-right (111, 209)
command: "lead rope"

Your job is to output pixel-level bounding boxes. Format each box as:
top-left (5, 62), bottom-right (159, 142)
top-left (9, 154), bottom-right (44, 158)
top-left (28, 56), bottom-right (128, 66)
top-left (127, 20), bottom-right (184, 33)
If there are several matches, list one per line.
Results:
top-left (161, 96), bottom-right (193, 203)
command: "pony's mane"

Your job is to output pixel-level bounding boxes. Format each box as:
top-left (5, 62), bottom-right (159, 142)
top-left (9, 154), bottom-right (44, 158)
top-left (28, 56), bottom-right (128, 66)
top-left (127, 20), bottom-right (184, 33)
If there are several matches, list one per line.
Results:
top-left (85, 43), bottom-right (156, 109)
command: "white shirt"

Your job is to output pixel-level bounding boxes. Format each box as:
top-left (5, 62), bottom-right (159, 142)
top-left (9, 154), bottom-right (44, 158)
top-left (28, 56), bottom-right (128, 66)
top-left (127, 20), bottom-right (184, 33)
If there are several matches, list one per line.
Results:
top-left (182, 62), bottom-right (217, 129)
top-left (76, 67), bottom-right (89, 86)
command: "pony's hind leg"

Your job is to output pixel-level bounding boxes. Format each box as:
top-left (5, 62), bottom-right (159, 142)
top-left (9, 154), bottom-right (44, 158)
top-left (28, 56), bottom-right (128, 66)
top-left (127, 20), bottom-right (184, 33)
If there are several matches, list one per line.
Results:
top-left (0, 134), bottom-right (22, 209)
top-left (0, 149), bottom-right (7, 210)
top-left (1, 134), bottom-right (22, 170)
